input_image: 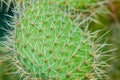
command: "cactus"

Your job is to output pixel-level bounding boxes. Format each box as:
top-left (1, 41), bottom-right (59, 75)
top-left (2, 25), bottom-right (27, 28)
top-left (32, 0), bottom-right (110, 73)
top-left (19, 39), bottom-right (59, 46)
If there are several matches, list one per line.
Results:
top-left (0, 0), bottom-right (13, 12)
top-left (0, 0), bottom-right (15, 41)
top-left (3, 0), bottom-right (110, 80)
top-left (52, 0), bottom-right (103, 9)
top-left (0, 0), bottom-right (16, 53)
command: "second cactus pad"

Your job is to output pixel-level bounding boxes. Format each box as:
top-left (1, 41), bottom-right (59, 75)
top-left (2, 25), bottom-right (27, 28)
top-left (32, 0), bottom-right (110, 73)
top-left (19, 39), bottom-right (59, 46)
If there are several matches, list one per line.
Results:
top-left (15, 1), bottom-right (93, 80)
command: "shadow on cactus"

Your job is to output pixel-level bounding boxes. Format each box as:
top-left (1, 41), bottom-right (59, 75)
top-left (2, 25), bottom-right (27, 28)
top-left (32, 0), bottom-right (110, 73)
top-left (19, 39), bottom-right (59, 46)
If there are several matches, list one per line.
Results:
top-left (3, 0), bottom-right (111, 80)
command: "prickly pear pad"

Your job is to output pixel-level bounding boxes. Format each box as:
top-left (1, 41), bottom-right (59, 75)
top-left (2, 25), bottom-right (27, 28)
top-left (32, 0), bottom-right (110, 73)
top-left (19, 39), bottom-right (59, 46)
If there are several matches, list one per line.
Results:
top-left (15, 1), bottom-right (92, 80)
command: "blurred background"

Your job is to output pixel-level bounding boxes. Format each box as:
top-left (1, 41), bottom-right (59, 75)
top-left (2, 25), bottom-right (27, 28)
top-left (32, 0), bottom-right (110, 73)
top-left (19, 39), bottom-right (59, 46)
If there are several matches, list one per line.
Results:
top-left (0, 0), bottom-right (120, 80)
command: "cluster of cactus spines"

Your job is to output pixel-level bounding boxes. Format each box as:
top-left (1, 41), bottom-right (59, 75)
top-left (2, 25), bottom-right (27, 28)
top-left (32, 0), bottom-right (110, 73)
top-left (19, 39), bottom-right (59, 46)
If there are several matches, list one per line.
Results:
top-left (0, 0), bottom-right (11, 12)
top-left (0, 0), bottom-right (17, 13)
top-left (0, 0), bottom-right (16, 54)
top-left (3, 0), bottom-right (111, 80)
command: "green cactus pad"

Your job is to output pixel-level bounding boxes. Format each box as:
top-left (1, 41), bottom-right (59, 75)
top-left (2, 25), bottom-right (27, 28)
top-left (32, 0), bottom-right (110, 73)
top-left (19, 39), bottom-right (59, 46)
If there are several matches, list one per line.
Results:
top-left (14, 1), bottom-right (93, 79)
top-left (5, 0), bottom-right (109, 80)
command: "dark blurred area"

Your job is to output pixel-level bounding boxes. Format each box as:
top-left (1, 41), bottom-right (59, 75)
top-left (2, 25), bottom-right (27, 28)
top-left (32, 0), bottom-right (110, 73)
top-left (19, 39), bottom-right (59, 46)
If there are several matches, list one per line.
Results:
top-left (106, 1), bottom-right (120, 80)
